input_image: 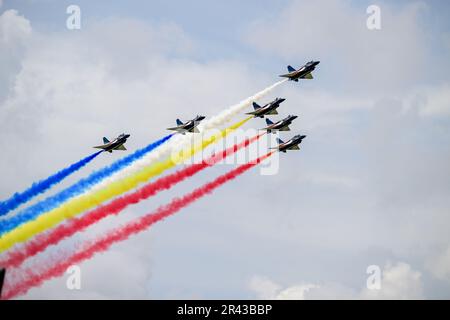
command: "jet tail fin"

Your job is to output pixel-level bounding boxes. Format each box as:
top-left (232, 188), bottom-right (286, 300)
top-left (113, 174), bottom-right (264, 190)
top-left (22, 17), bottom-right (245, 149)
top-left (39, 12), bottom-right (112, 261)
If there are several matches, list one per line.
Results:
top-left (0, 268), bottom-right (5, 299)
top-left (176, 119), bottom-right (183, 126)
top-left (103, 137), bottom-right (110, 144)
top-left (276, 138), bottom-right (284, 145)
top-left (287, 65), bottom-right (296, 72)
top-left (252, 102), bottom-right (261, 110)
top-left (265, 118), bottom-right (274, 125)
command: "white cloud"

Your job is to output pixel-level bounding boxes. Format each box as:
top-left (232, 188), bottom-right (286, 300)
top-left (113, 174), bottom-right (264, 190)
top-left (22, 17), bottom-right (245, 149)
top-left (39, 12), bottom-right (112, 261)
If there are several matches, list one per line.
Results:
top-left (426, 246), bottom-right (450, 283)
top-left (0, 9), bottom-right (31, 46)
top-left (361, 262), bottom-right (424, 299)
top-left (249, 275), bottom-right (317, 300)
top-left (0, 9), bottom-right (32, 101)
top-left (410, 84), bottom-right (450, 116)
top-left (250, 262), bottom-right (424, 300)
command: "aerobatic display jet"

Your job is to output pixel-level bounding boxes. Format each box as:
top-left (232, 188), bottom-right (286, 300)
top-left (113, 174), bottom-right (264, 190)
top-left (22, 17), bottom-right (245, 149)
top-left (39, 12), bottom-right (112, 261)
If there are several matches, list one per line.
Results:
top-left (271, 134), bottom-right (307, 153)
top-left (0, 268), bottom-right (5, 299)
top-left (167, 115), bottom-right (206, 134)
top-left (279, 61), bottom-right (320, 82)
top-left (261, 115), bottom-right (298, 133)
top-left (93, 133), bottom-right (130, 153)
top-left (246, 97), bottom-right (286, 118)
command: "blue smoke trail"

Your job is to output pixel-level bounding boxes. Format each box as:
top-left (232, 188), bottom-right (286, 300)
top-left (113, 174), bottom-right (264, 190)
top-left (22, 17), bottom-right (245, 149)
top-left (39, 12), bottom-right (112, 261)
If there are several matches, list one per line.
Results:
top-left (0, 151), bottom-right (102, 217)
top-left (0, 134), bottom-right (173, 235)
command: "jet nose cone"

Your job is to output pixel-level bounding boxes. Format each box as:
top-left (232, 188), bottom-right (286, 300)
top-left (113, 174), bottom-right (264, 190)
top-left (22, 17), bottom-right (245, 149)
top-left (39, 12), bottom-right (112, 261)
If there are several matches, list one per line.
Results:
top-left (197, 116), bottom-right (206, 121)
top-left (125, 134), bottom-right (131, 138)
top-left (291, 115), bottom-right (298, 120)
top-left (279, 98), bottom-right (286, 102)
top-left (314, 61), bottom-right (320, 65)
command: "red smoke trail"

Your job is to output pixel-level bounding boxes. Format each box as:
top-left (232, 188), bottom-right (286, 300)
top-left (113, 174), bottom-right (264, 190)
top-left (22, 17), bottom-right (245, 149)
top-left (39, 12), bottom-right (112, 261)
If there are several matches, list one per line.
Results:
top-left (2, 151), bottom-right (273, 300)
top-left (0, 133), bottom-right (264, 269)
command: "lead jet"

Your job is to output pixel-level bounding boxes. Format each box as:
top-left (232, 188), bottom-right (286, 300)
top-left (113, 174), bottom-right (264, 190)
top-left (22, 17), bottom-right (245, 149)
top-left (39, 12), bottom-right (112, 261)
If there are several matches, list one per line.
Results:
top-left (167, 115), bottom-right (206, 134)
top-left (246, 98), bottom-right (286, 118)
top-left (279, 61), bottom-right (320, 82)
top-left (0, 268), bottom-right (5, 299)
top-left (262, 115), bottom-right (298, 133)
top-left (271, 134), bottom-right (307, 153)
top-left (93, 133), bottom-right (130, 153)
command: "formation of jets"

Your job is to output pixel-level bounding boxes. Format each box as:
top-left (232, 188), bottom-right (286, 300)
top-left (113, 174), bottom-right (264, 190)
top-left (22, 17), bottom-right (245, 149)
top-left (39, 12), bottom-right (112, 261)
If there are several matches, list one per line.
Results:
top-left (89, 61), bottom-right (319, 155)
top-left (0, 61), bottom-right (319, 299)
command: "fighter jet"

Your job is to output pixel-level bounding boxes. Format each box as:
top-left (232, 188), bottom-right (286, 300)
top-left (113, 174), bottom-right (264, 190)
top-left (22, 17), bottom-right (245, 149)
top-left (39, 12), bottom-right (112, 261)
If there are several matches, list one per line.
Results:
top-left (271, 134), bottom-right (307, 153)
top-left (167, 115), bottom-right (206, 134)
top-left (0, 268), bottom-right (5, 299)
top-left (262, 115), bottom-right (298, 133)
top-left (279, 61), bottom-right (320, 82)
top-left (246, 98), bottom-right (286, 118)
top-left (93, 133), bottom-right (130, 153)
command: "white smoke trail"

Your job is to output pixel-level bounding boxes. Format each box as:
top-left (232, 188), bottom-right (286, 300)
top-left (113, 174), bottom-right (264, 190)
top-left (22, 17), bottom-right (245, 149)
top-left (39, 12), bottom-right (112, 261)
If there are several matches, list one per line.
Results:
top-left (90, 79), bottom-right (287, 191)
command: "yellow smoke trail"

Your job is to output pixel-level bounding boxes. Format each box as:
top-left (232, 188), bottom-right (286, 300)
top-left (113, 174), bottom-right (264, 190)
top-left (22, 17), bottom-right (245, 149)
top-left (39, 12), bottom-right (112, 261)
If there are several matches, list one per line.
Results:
top-left (0, 117), bottom-right (252, 252)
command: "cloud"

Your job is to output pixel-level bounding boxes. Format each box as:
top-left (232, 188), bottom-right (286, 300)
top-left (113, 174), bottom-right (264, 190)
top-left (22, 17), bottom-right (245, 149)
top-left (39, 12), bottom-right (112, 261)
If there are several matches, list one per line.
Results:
top-left (361, 262), bottom-right (424, 299)
top-left (250, 275), bottom-right (318, 300)
top-left (411, 84), bottom-right (450, 116)
top-left (0, 9), bottom-right (32, 101)
top-left (249, 262), bottom-right (424, 300)
top-left (426, 246), bottom-right (450, 283)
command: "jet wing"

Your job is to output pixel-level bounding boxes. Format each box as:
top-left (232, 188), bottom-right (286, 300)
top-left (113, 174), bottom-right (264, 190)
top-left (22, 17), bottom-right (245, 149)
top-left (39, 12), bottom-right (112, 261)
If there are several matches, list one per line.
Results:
top-left (167, 126), bottom-right (183, 131)
top-left (114, 144), bottom-right (127, 151)
top-left (245, 110), bottom-right (260, 116)
top-left (279, 126), bottom-right (291, 131)
top-left (266, 109), bottom-right (278, 115)
top-left (288, 144), bottom-right (300, 150)
top-left (302, 72), bottom-right (313, 79)
top-left (279, 72), bottom-right (294, 78)
top-left (93, 144), bottom-right (108, 149)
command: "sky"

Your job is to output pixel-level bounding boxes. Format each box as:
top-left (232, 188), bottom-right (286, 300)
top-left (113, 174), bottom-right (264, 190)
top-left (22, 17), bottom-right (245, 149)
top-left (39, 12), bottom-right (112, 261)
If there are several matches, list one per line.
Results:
top-left (0, 0), bottom-right (450, 299)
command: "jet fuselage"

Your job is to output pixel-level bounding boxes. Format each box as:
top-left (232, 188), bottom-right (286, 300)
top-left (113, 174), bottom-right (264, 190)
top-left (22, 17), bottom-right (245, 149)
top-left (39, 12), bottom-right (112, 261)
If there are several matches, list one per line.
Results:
top-left (280, 61), bottom-right (320, 81)
top-left (264, 115), bottom-right (298, 133)
top-left (247, 98), bottom-right (286, 118)
top-left (277, 134), bottom-right (307, 152)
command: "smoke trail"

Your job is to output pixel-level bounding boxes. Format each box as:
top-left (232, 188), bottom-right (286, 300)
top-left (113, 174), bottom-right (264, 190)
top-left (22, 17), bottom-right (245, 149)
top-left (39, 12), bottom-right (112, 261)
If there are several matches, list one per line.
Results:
top-left (0, 118), bottom-right (250, 252)
top-left (204, 79), bottom-right (287, 130)
top-left (0, 133), bottom-right (264, 269)
top-left (2, 151), bottom-right (274, 299)
top-left (0, 134), bottom-right (173, 235)
top-left (92, 80), bottom-right (287, 191)
top-left (0, 152), bottom-right (102, 217)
